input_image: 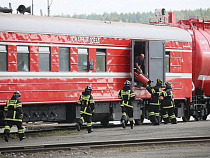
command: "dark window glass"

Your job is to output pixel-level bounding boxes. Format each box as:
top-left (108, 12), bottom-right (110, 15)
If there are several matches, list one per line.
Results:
top-left (17, 46), bottom-right (30, 72)
top-left (165, 51), bottom-right (170, 73)
top-left (39, 47), bottom-right (50, 72)
top-left (0, 45), bottom-right (7, 71)
top-left (78, 48), bottom-right (88, 72)
top-left (96, 49), bottom-right (106, 72)
top-left (59, 47), bottom-right (70, 72)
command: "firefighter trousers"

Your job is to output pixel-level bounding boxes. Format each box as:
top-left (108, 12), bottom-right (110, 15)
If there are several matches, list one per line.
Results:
top-left (77, 114), bottom-right (92, 132)
top-left (121, 106), bottom-right (134, 122)
top-left (149, 104), bottom-right (160, 125)
top-left (162, 107), bottom-right (177, 124)
top-left (4, 120), bottom-right (25, 140)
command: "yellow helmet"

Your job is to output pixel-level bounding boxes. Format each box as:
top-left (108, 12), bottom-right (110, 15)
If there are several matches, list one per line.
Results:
top-left (156, 79), bottom-right (163, 85)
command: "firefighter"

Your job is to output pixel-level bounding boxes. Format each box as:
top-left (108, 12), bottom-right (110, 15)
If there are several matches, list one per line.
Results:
top-left (135, 53), bottom-right (145, 74)
top-left (146, 79), bottom-right (163, 125)
top-left (76, 85), bottom-right (95, 133)
top-left (4, 91), bottom-right (25, 142)
top-left (161, 82), bottom-right (177, 124)
top-left (118, 80), bottom-right (135, 129)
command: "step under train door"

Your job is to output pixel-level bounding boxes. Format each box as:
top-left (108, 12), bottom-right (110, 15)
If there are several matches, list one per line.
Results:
top-left (148, 41), bottom-right (165, 86)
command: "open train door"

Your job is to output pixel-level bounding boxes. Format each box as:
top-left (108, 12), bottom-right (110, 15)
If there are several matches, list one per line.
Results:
top-left (148, 41), bottom-right (165, 85)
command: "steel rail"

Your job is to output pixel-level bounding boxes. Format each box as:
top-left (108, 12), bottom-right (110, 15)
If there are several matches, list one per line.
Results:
top-left (0, 136), bottom-right (210, 153)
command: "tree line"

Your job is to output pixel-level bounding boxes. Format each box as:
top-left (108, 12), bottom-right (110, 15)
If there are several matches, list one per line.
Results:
top-left (54, 8), bottom-right (210, 24)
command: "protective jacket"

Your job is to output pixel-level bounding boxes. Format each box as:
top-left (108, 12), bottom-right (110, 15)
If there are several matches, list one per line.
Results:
top-left (162, 88), bottom-right (174, 108)
top-left (4, 96), bottom-right (23, 122)
top-left (118, 86), bottom-right (135, 108)
top-left (146, 84), bottom-right (162, 105)
top-left (78, 91), bottom-right (95, 116)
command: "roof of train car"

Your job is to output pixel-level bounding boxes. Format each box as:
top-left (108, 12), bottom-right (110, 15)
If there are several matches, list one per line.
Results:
top-left (0, 13), bottom-right (192, 42)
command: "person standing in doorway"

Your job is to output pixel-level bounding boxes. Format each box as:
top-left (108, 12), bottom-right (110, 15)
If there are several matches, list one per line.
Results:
top-left (135, 53), bottom-right (145, 74)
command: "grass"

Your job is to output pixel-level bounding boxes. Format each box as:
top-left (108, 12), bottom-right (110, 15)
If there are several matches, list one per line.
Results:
top-left (0, 129), bottom-right (79, 140)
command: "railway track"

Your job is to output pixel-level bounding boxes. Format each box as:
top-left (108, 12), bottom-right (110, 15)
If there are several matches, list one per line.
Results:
top-left (0, 122), bottom-right (125, 137)
top-left (0, 120), bottom-right (195, 137)
top-left (0, 120), bottom-right (155, 137)
top-left (0, 136), bottom-right (210, 153)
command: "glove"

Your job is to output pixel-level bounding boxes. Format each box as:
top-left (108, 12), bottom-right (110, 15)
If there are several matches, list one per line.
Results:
top-left (147, 80), bottom-right (152, 85)
top-left (20, 114), bottom-right (23, 119)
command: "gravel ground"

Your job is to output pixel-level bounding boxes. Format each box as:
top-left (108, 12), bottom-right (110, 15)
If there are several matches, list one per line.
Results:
top-left (1, 142), bottom-right (210, 158)
top-left (1, 117), bottom-right (210, 157)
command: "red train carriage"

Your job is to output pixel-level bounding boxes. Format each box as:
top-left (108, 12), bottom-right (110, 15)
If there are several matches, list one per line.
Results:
top-left (0, 12), bottom-right (209, 125)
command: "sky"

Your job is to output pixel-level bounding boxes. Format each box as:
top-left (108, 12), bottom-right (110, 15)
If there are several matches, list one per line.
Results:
top-left (0, 0), bottom-right (209, 16)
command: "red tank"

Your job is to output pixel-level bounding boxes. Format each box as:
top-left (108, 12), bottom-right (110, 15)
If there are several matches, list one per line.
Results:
top-left (134, 72), bottom-right (150, 86)
top-left (177, 18), bottom-right (210, 96)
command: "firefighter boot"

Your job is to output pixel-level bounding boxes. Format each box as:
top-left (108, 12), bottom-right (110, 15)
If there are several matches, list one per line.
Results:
top-left (163, 117), bottom-right (170, 124)
top-left (130, 121), bottom-right (134, 129)
top-left (171, 118), bottom-right (177, 124)
top-left (4, 133), bottom-right (9, 142)
top-left (19, 133), bottom-right (25, 141)
top-left (87, 126), bottom-right (93, 133)
top-left (149, 115), bottom-right (158, 125)
top-left (121, 119), bottom-right (126, 129)
top-left (154, 116), bottom-right (160, 125)
top-left (76, 122), bottom-right (81, 131)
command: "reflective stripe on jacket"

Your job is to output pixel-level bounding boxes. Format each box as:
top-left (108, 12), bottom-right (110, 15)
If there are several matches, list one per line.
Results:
top-left (118, 89), bottom-right (135, 108)
top-left (162, 89), bottom-right (174, 108)
top-left (78, 94), bottom-right (95, 116)
top-left (146, 84), bottom-right (162, 106)
top-left (4, 99), bottom-right (23, 122)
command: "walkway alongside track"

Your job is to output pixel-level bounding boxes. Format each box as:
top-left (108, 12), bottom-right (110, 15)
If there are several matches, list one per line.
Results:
top-left (1, 136), bottom-right (210, 153)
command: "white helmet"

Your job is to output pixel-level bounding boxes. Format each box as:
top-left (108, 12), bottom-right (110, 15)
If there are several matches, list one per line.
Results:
top-left (124, 80), bottom-right (131, 86)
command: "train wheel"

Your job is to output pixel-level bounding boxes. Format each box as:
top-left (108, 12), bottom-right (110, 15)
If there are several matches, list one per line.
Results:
top-left (202, 114), bottom-right (208, 120)
top-left (135, 114), bottom-right (145, 125)
top-left (193, 115), bottom-right (200, 121)
top-left (182, 104), bottom-right (190, 122)
top-left (135, 119), bottom-right (141, 125)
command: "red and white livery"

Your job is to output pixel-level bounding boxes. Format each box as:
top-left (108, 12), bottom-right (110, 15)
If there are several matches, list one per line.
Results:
top-left (0, 11), bottom-right (209, 125)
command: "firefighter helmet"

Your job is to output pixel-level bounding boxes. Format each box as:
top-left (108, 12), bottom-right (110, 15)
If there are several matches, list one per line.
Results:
top-left (124, 80), bottom-right (131, 86)
top-left (13, 91), bottom-right (21, 97)
top-left (156, 79), bottom-right (163, 85)
top-left (165, 82), bottom-right (172, 89)
top-left (85, 85), bottom-right (92, 92)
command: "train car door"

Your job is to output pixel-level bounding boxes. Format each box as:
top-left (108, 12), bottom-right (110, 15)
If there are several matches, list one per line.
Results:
top-left (148, 41), bottom-right (165, 86)
top-left (132, 40), bottom-right (147, 87)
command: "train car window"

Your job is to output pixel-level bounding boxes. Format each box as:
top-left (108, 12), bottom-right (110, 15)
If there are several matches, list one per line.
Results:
top-left (165, 51), bottom-right (170, 73)
top-left (39, 47), bottom-right (51, 72)
top-left (96, 49), bottom-right (106, 72)
top-left (17, 46), bottom-right (30, 72)
top-left (0, 45), bottom-right (8, 71)
top-left (59, 47), bottom-right (70, 72)
top-left (78, 48), bottom-right (88, 72)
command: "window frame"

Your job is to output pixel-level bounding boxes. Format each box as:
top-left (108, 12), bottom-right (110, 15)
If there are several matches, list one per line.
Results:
top-left (165, 51), bottom-right (170, 73)
top-left (96, 49), bottom-right (106, 72)
top-left (39, 46), bottom-right (51, 72)
top-left (17, 45), bottom-right (30, 72)
top-left (0, 45), bottom-right (8, 72)
top-left (78, 48), bottom-right (89, 72)
top-left (59, 47), bottom-right (70, 72)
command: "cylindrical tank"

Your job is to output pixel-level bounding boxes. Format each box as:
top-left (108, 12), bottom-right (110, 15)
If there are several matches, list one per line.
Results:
top-left (134, 72), bottom-right (150, 86)
top-left (192, 28), bottom-right (210, 96)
